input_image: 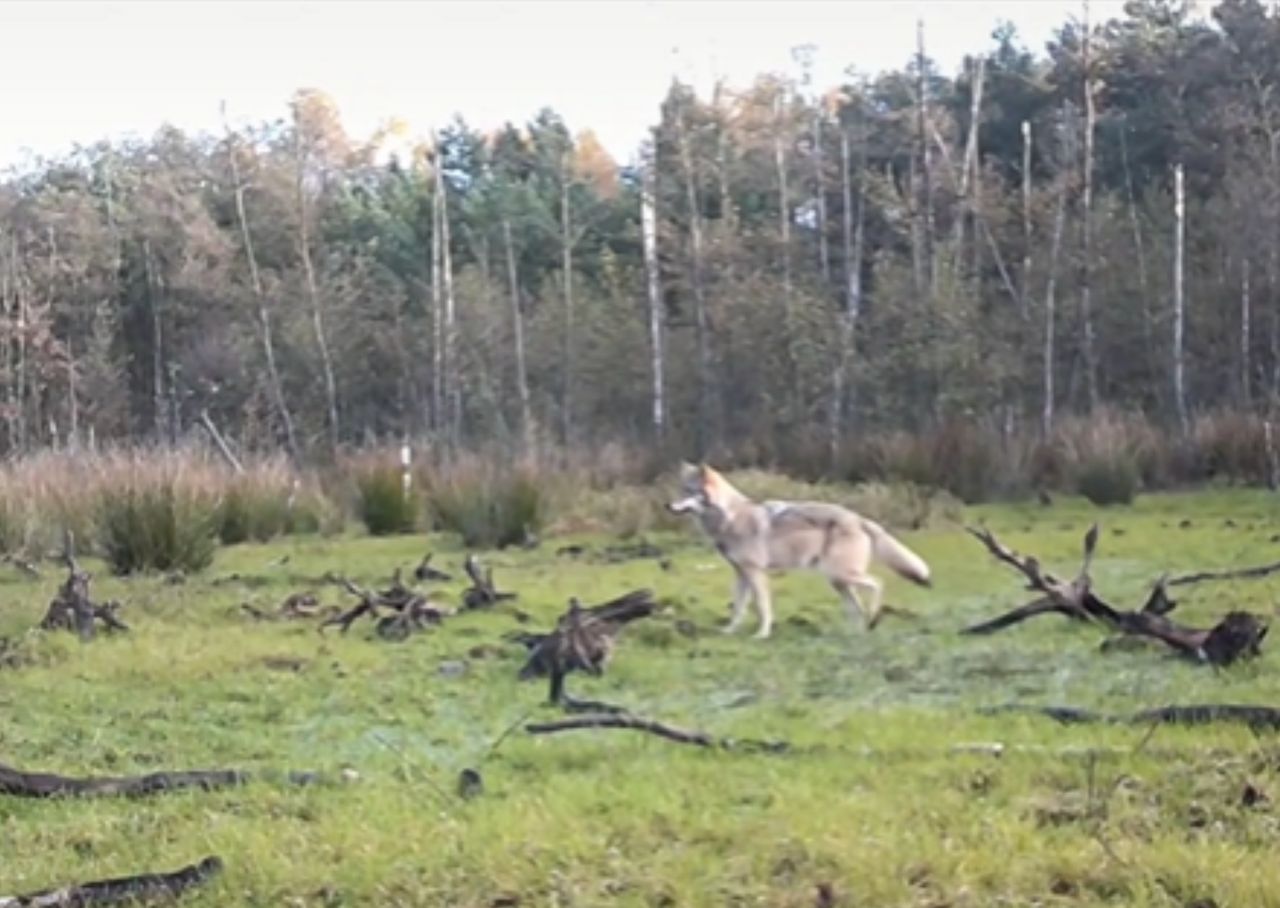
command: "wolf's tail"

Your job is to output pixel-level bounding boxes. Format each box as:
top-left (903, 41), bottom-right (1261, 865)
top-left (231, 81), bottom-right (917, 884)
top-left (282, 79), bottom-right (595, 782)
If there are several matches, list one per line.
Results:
top-left (862, 519), bottom-right (932, 587)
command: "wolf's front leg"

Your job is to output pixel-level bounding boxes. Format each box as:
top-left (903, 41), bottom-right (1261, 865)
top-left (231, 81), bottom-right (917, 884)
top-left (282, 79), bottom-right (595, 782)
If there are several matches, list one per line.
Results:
top-left (723, 572), bottom-right (752, 634)
top-left (746, 571), bottom-right (773, 639)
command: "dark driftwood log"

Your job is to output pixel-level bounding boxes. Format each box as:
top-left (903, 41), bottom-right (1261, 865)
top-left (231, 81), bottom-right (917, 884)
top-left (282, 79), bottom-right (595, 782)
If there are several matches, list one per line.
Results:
top-left (963, 524), bottom-right (1268, 665)
top-left (981, 703), bottom-right (1280, 731)
top-left (461, 555), bottom-right (516, 610)
top-left (0, 763), bottom-right (321, 799)
top-left (0, 855), bottom-right (222, 907)
top-left (516, 589), bottom-right (658, 704)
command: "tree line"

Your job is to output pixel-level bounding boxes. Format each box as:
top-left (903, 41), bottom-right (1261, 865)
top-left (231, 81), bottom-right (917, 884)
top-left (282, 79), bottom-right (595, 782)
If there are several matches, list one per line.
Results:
top-left (2, 0), bottom-right (1278, 469)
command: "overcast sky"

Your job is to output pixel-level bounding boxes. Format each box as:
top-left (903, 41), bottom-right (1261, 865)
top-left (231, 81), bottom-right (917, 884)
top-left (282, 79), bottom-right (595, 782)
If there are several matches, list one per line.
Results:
top-left (1, 0), bottom-right (1157, 170)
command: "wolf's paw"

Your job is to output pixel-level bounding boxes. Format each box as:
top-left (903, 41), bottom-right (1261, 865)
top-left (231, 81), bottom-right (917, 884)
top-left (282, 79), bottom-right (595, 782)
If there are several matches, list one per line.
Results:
top-left (753, 628), bottom-right (772, 640)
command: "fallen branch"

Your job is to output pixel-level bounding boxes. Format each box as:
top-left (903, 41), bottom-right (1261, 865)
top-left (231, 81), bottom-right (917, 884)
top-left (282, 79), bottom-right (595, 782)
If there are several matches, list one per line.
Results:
top-left (525, 712), bottom-right (790, 753)
top-left (979, 703), bottom-right (1280, 731)
top-left (0, 763), bottom-right (322, 799)
top-left (1167, 559), bottom-right (1280, 587)
top-left (527, 713), bottom-right (714, 747)
top-left (963, 523), bottom-right (1268, 665)
top-left (199, 407), bottom-right (244, 475)
top-left (0, 855), bottom-right (222, 907)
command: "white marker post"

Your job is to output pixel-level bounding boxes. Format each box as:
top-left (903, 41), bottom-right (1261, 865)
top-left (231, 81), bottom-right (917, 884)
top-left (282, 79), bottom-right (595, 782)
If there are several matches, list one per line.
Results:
top-left (400, 442), bottom-right (412, 503)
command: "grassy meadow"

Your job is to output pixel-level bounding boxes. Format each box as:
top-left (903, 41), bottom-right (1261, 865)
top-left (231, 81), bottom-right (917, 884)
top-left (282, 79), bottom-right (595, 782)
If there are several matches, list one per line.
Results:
top-left (3, 478), bottom-right (1280, 906)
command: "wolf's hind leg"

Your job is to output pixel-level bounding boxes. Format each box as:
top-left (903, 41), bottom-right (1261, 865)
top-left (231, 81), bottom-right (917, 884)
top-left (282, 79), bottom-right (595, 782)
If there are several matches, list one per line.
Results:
top-left (830, 578), bottom-right (868, 626)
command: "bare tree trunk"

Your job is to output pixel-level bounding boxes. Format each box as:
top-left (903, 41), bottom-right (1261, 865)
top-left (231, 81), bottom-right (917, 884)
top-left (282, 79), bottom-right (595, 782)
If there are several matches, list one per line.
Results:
top-left (223, 111), bottom-right (299, 461)
top-left (830, 125), bottom-right (864, 466)
top-left (429, 161), bottom-right (444, 435)
top-left (676, 102), bottom-right (714, 454)
top-left (502, 217), bottom-right (533, 451)
top-left (1242, 256), bottom-right (1253, 407)
top-left (560, 151), bottom-right (575, 447)
top-left (1080, 1), bottom-right (1101, 410)
top-left (1043, 168), bottom-right (1069, 437)
top-left (774, 85), bottom-right (801, 428)
top-left (641, 162), bottom-right (666, 441)
top-left (713, 80), bottom-right (736, 285)
top-left (1021, 121), bottom-right (1034, 316)
top-left (1119, 122), bottom-right (1153, 344)
top-left (917, 19), bottom-right (935, 299)
top-left (436, 156), bottom-right (460, 445)
top-left (813, 111), bottom-right (830, 284)
top-left (66, 336), bottom-right (79, 451)
top-left (955, 57), bottom-right (985, 283)
top-left (292, 124), bottom-right (340, 452)
top-left (1173, 162), bottom-right (1189, 433)
top-left (14, 236), bottom-right (27, 452)
top-left (773, 89), bottom-right (793, 312)
top-left (0, 233), bottom-right (11, 452)
top-left (141, 238), bottom-right (167, 442)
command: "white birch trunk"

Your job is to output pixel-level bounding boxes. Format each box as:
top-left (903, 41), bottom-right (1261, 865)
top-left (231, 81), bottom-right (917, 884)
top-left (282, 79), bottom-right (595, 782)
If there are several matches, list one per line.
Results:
top-left (1173, 162), bottom-right (1189, 432)
top-left (641, 163), bottom-right (665, 440)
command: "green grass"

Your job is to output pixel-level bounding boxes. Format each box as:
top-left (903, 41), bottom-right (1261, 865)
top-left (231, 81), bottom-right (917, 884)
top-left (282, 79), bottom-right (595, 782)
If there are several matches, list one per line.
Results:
top-left (3, 488), bottom-right (1280, 905)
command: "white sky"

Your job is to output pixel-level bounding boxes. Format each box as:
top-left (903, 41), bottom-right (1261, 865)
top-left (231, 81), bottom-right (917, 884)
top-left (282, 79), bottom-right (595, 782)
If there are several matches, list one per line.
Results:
top-left (1, 0), bottom-right (1160, 172)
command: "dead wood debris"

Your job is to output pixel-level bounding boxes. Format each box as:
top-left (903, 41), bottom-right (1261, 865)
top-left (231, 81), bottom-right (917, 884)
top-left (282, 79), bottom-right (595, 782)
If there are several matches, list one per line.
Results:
top-left (979, 703), bottom-right (1280, 732)
top-left (1, 552), bottom-right (41, 580)
top-left (460, 554), bottom-right (516, 610)
top-left (320, 569), bottom-right (452, 640)
top-left (513, 589), bottom-right (658, 704)
top-left (525, 712), bottom-right (790, 753)
top-left (0, 855), bottom-right (222, 907)
top-left (240, 591), bottom-right (337, 622)
top-left (963, 523), bottom-right (1269, 666)
top-left (413, 551), bottom-right (453, 583)
top-left (38, 543), bottom-right (127, 641)
top-left (0, 762), bottom-right (324, 799)
top-left (555, 539), bottom-right (667, 564)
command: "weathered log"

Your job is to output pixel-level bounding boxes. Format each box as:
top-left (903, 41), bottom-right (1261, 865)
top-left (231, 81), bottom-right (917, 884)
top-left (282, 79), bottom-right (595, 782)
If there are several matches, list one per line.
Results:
top-left (0, 855), bottom-right (222, 907)
top-left (0, 762), bottom-right (322, 799)
top-left (980, 703), bottom-right (1280, 731)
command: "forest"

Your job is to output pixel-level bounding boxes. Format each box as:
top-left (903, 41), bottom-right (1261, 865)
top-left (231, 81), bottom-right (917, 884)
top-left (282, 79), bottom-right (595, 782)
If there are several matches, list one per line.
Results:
top-left (2, 0), bottom-right (1279, 499)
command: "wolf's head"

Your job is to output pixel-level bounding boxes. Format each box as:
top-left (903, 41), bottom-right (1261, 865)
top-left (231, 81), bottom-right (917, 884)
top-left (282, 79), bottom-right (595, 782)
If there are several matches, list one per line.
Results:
top-left (667, 462), bottom-right (734, 516)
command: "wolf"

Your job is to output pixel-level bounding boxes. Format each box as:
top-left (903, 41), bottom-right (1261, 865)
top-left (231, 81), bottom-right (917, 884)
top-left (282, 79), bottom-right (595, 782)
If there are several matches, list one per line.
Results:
top-left (667, 462), bottom-right (931, 639)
